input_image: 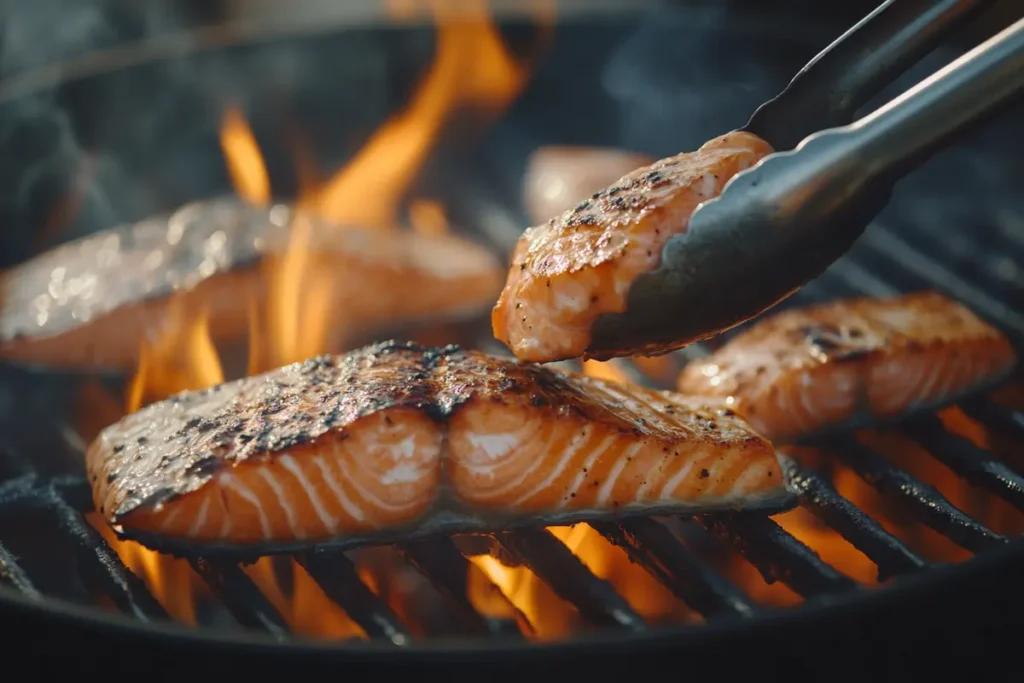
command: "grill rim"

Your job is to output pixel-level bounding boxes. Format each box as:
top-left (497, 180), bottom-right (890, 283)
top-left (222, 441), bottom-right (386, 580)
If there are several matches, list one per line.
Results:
top-left (2, 1), bottom-right (1023, 657)
top-left (2, 529), bottom-right (1022, 656)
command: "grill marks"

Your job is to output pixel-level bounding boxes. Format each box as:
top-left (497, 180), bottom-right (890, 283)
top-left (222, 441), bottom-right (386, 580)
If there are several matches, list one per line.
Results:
top-left (87, 341), bottom-right (791, 552)
top-left (678, 291), bottom-right (1018, 442)
top-left (492, 132), bottom-right (775, 364)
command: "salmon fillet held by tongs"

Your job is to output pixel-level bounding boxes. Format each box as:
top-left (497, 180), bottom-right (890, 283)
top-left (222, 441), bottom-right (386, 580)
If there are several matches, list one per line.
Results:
top-left (493, 0), bottom-right (1024, 363)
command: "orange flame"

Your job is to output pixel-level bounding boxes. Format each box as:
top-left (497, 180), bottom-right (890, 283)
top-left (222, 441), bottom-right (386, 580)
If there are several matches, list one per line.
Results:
top-left (93, 0), bottom-right (544, 635)
top-left (220, 107), bottom-right (270, 207)
top-left (311, 0), bottom-right (531, 228)
top-left (78, 0), bottom-right (1024, 640)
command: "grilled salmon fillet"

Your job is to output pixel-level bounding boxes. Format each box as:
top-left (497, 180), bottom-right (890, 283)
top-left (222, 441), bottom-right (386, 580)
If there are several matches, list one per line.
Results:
top-left (677, 291), bottom-right (1017, 442)
top-left (523, 146), bottom-right (656, 225)
top-left (0, 198), bottom-right (503, 372)
top-left (87, 341), bottom-right (792, 554)
top-left (493, 131), bottom-right (774, 363)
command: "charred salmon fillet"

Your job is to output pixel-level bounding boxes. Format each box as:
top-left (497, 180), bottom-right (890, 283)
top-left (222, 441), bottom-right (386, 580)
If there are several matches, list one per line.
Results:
top-left (493, 131), bottom-right (774, 364)
top-left (0, 198), bottom-right (503, 372)
top-left (677, 291), bottom-right (1017, 442)
top-left (87, 341), bottom-right (792, 554)
top-left (522, 146), bottom-right (656, 225)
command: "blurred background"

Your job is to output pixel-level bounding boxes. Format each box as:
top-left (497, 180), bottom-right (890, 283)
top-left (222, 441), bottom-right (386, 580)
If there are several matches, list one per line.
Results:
top-left (0, 0), bottom-right (1019, 267)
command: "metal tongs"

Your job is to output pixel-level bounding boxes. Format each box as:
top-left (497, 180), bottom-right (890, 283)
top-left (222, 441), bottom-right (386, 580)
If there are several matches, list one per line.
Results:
top-left (586, 0), bottom-right (1024, 360)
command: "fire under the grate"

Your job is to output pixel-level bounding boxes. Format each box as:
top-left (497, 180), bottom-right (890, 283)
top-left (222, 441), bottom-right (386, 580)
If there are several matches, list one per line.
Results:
top-left (2, 3), bottom-right (1024, 646)
top-left (1, 172), bottom-right (1024, 643)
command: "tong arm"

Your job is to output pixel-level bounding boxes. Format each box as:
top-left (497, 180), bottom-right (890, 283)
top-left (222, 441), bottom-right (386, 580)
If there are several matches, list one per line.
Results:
top-left (744, 0), bottom-right (997, 150)
top-left (586, 16), bottom-right (1024, 360)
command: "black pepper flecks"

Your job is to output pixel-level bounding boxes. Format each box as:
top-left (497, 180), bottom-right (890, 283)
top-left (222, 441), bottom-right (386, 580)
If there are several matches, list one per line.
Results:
top-left (94, 339), bottom-right (780, 529)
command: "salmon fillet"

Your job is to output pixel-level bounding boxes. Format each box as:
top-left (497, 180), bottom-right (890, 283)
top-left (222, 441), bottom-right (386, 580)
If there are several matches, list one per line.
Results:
top-left (493, 131), bottom-right (774, 364)
top-left (87, 341), bottom-right (792, 554)
top-left (677, 291), bottom-right (1018, 442)
top-left (522, 146), bottom-right (656, 225)
top-left (0, 198), bottom-right (503, 372)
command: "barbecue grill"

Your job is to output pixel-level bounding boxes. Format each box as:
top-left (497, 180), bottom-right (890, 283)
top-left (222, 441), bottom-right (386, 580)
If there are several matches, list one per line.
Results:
top-left (1, 0), bottom-right (1023, 676)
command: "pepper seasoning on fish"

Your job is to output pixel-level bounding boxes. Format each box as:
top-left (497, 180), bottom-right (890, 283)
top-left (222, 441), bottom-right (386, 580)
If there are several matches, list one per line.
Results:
top-left (522, 146), bottom-right (657, 225)
top-left (0, 198), bottom-right (503, 373)
top-left (492, 131), bottom-right (775, 364)
top-left (87, 341), bottom-right (793, 555)
top-left (677, 291), bottom-right (1017, 442)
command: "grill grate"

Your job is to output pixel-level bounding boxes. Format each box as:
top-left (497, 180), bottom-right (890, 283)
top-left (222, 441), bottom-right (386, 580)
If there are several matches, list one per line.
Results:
top-left (1, 161), bottom-right (1023, 644)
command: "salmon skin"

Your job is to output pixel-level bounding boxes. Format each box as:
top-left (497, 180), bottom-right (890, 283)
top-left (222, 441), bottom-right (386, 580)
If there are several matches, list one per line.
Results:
top-left (493, 132), bottom-right (774, 364)
top-left (522, 146), bottom-right (656, 225)
top-left (677, 291), bottom-right (1018, 443)
top-left (0, 197), bottom-right (503, 373)
top-left (87, 340), bottom-right (793, 556)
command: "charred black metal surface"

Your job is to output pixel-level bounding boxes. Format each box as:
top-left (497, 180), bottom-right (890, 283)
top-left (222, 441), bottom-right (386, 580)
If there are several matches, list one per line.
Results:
top-left (296, 549), bottom-right (412, 645)
top-left (0, 541), bottom-right (39, 598)
top-left (489, 528), bottom-right (645, 632)
top-left (901, 414), bottom-right (1024, 510)
top-left (0, 1), bottom-right (1023, 662)
top-left (396, 537), bottom-right (527, 638)
top-left (696, 513), bottom-right (859, 597)
top-left (823, 436), bottom-right (1007, 552)
top-left (188, 557), bottom-right (289, 637)
top-left (592, 518), bottom-right (756, 618)
top-left (779, 456), bottom-right (929, 580)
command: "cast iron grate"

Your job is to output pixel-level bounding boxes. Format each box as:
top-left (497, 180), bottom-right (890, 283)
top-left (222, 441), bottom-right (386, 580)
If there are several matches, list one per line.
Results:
top-left (1, 162), bottom-right (1023, 645)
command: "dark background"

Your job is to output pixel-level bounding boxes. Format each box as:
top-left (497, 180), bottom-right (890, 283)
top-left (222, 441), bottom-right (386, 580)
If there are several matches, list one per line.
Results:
top-left (0, 0), bottom-right (1020, 266)
top-left (0, 1), bottom-right (1022, 673)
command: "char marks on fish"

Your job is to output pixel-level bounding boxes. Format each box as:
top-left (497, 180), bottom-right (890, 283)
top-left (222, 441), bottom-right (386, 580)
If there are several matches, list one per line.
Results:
top-left (678, 291), bottom-right (1017, 442)
top-left (88, 340), bottom-right (792, 554)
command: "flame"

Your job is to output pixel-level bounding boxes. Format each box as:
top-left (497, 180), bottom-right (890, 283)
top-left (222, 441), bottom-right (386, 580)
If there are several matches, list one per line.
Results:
top-left (78, 0), bottom-right (1024, 640)
top-left (311, 0), bottom-right (531, 228)
top-left (465, 362), bottom-right (698, 636)
top-left (77, 297), bottom-right (228, 624)
top-left (408, 199), bottom-right (451, 236)
top-left (220, 107), bottom-right (270, 207)
top-left (90, 0), bottom-right (545, 634)
top-left (126, 300), bottom-right (224, 413)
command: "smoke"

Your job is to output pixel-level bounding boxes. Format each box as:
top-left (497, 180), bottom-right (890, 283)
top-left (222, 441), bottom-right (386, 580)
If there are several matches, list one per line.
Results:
top-left (600, 3), bottom-right (823, 155)
top-left (0, 1), bottom-right (419, 267)
top-left (0, 0), bottom-right (201, 265)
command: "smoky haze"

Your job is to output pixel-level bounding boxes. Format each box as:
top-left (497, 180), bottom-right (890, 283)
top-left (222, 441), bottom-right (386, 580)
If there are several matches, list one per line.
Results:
top-left (0, 0), bottom-right (1020, 306)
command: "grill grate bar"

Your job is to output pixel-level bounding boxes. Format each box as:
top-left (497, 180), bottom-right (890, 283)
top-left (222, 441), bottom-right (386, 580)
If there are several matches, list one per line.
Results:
top-left (859, 226), bottom-right (1024, 341)
top-left (823, 437), bottom-right (1008, 552)
top-left (780, 455), bottom-right (929, 580)
top-left (397, 537), bottom-right (529, 638)
top-left (46, 492), bottom-right (169, 621)
top-left (0, 540), bottom-right (40, 598)
top-left (900, 415), bottom-right (1024, 511)
top-left (297, 548), bottom-right (412, 645)
top-left (959, 396), bottom-right (1024, 440)
top-left (610, 356), bottom-right (867, 597)
top-left (695, 513), bottom-right (859, 597)
top-left (491, 528), bottom-right (647, 632)
top-left (189, 557), bottom-right (290, 637)
top-left (0, 473), bottom-right (35, 507)
top-left (592, 518), bottom-right (756, 618)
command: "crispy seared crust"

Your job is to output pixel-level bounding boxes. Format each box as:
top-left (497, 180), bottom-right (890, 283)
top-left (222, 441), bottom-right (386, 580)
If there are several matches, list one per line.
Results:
top-left (522, 146), bottom-right (657, 224)
top-left (88, 340), bottom-right (791, 553)
top-left (493, 132), bottom-right (774, 363)
top-left (678, 291), bottom-right (1018, 441)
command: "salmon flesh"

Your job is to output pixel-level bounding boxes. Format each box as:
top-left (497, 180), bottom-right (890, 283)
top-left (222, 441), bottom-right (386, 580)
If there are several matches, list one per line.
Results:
top-left (87, 341), bottom-right (794, 555)
top-left (492, 131), bottom-right (775, 364)
top-left (522, 145), bottom-right (657, 225)
top-left (677, 291), bottom-right (1018, 442)
top-left (0, 198), bottom-right (503, 372)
